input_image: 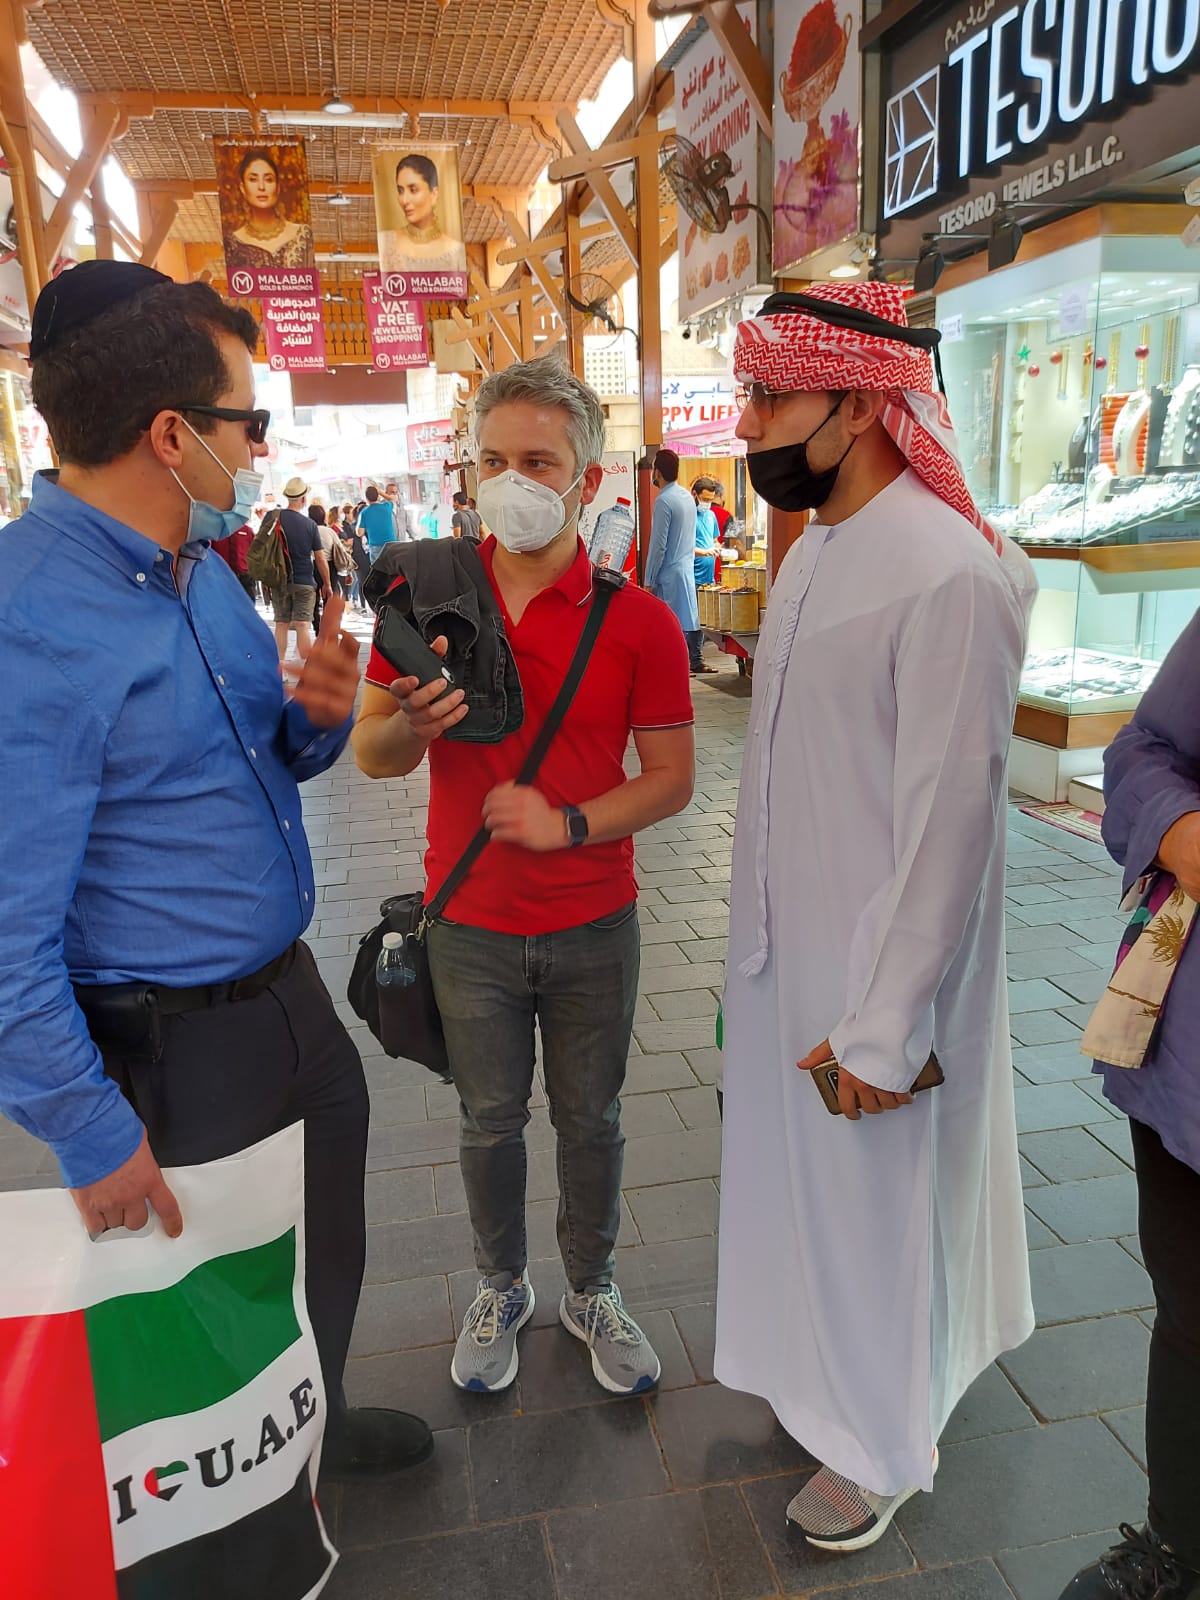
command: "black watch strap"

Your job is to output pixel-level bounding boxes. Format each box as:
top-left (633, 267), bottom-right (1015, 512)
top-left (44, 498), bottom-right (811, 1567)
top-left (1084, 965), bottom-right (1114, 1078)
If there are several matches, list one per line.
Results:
top-left (563, 804), bottom-right (588, 848)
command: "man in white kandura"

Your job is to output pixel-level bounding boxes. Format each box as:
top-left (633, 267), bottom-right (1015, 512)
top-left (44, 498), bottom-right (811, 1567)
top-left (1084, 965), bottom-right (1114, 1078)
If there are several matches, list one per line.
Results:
top-left (715, 282), bottom-right (1038, 1553)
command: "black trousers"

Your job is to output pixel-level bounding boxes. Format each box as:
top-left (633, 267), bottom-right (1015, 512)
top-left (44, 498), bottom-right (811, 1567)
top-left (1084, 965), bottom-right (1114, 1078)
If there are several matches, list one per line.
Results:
top-left (100, 943), bottom-right (369, 1424)
top-left (1131, 1117), bottom-right (1200, 1566)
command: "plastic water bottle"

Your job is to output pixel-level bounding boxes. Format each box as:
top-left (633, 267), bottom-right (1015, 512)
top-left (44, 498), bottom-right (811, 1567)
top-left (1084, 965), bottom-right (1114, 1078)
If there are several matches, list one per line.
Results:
top-left (590, 497), bottom-right (635, 572)
top-left (376, 931), bottom-right (417, 1056)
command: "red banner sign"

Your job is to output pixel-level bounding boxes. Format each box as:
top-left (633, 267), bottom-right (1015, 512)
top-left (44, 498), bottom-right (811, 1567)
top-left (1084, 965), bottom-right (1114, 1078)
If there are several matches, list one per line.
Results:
top-left (406, 419), bottom-right (454, 471)
top-left (262, 296), bottom-right (327, 372)
top-left (363, 273), bottom-right (429, 370)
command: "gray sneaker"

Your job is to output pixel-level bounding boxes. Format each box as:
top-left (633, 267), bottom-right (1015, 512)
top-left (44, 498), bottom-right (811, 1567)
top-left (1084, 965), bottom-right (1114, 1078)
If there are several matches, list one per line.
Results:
top-left (559, 1283), bottom-right (661, 1394)
top-left (450, 1273), bottom-right (535, 1393)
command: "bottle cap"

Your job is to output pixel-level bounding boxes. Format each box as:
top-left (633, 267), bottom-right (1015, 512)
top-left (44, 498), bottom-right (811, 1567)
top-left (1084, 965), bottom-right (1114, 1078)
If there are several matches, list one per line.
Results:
top-left (616, 497), bottom-right (632, 506)
top-left (382, 932), bottom-right (404, 948)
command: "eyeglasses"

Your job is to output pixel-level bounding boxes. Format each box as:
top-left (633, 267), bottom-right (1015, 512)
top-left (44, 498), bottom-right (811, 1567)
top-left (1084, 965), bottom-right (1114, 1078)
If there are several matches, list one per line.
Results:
top-left (178, 405), bottom-right (272, 444)
top-left (737, 381), bottom-right (787, 418)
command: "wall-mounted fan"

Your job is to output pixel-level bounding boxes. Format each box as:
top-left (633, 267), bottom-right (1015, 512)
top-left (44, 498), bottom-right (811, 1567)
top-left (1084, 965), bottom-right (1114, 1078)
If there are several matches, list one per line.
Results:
top-left (564, 271), bottom-right (639, 352)
top-left (659, 132), bottom-right (771, 250)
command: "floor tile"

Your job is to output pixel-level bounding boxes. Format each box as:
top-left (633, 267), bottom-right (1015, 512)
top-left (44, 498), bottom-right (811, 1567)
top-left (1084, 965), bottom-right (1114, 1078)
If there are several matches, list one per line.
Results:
top-left (672, 1301), bottom-right (717, 1384)
top-left (613, 1235), bottom-right (719, 1313)
top-left (626, 1179), bottom-right (720, 1243)
top-left (822, 1562), bottom-right (1015, 1598)
top-left (940, 1363), bottom-right (1038, 1445)
top-left (1086, 1118), bottom-right (1134, 1164)
top-left (620, 1092), bottom-right (687, 1137)
top-left (336, 1429), bottom-right (472, 1548)
top-left (997, 1531), bottom-right (1121, 1600)
top-left (349, 1274), bottom-right (454, 1357)
top-left (621, 1129), bottom-right (722, 1188)
top-left (1025, 1174), bottom-right (1139, 1244)
top-left (670, 1086), bottom-right (723, 1129)
top-left (1010, 1012), bottom-right (1085, 1048)
top-left (515, 1308), bottom-right (695, 1412)
top-left (1029, 1241), bottom-right (1153, 1326)
top-left (1026, 1209), bottom-right (1061, 1250)
top-left (468, 1402), bottom-right (669, 1520)
top-left (999, 1315), bottom-right (1149, 1419)
top-left (364, 1167), bottom-right (437, 1226)
top-left (1019, 1128), bottom-right (1129, 1183)
top-left (343, 1344), bottom-right (518, 1431)
top-left (651, 1382), bottom-right (814, 1487)
top-left (1102, 1405), bottom-right (1147, 1469)
top-left (1015, 1082), bottom-right (1108, 1134)
top-left (895, 1417), bottom-right (1146, 1564)
top-left (1010, 1042), bottom-right (1094, 1085)
top-left (324, 1521), bottom-right (556, 1600)
top-left (364, 1212), bottom-right (477, 1285)
top-left (547, 1486), bottom-right (777, 1600)
top-left (1008, 979), bottom-right (1076, 1013)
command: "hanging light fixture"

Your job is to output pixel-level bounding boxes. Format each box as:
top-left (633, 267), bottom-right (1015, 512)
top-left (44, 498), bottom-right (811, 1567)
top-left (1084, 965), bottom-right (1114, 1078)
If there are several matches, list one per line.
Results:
top-left (322, 91), bottom-right (354, 115)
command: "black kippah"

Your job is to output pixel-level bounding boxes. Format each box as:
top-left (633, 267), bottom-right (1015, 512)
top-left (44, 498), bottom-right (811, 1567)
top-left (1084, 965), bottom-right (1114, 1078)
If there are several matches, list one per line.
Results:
top-left (28, 259), bottom-right (171, 360)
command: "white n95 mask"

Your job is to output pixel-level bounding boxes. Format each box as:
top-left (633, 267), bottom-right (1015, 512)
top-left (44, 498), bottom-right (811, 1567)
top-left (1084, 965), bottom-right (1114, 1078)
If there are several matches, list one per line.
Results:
top-left (475, 468), bottom-right (585, 553)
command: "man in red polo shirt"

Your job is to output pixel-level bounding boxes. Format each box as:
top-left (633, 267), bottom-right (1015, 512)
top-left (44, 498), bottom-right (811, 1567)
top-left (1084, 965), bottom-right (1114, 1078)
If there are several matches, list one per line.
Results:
top-left (352, 360), bottom-right (695, 1397)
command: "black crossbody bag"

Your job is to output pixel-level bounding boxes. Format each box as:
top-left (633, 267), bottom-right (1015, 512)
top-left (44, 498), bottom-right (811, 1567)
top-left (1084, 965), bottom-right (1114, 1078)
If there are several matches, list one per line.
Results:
top-left (347, 569), bottom-right (624, 1079)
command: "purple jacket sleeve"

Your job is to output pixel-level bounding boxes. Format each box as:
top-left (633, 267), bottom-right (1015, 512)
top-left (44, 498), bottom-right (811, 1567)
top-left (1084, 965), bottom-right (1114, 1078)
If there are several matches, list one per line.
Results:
top-left (1102, 609), bottom-right (1200, 894)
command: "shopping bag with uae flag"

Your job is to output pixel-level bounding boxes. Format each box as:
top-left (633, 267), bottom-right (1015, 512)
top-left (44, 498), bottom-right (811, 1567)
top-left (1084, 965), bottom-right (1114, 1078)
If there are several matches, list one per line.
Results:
top-left (0, 1123), bottom-right (337, 1599)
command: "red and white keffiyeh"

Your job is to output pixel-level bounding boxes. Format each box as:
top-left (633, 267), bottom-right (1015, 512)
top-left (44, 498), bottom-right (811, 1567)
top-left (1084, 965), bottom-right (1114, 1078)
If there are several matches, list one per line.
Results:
top-left (734, 281), bottom-right (1002, 554)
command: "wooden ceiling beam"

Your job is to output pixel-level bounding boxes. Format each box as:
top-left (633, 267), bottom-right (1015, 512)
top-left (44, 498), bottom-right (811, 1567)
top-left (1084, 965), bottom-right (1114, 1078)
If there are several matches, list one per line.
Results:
top-left (43, 98), bottom-right (124, 262)
top-left (84, 91), bottom-right (574, 124)
top-left (554, 111), bottom-right (639, 264)
top-left (703, 1), bottom-right (772, 137)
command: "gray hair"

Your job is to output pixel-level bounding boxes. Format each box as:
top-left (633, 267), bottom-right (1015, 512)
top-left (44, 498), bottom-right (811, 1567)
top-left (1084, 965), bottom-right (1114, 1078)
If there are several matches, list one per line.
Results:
top-left (475, 358), bottom-right (606, 472)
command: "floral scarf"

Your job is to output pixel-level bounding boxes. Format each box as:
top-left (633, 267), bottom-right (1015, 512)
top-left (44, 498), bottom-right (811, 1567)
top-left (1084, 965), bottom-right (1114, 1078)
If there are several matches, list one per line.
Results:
top-left (1081, 871), bottom-right (1198, 1069)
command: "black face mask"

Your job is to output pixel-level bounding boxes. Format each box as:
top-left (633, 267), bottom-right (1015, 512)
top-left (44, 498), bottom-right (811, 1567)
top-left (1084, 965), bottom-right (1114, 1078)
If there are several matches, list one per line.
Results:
top-left (745, 397), bottom-right (853, 513)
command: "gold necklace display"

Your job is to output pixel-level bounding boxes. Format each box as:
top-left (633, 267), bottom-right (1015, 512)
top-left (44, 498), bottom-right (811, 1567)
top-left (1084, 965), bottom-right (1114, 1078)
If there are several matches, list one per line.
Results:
top-left (403, 218), bottom-right (441, 241)
top-left (243, 213), bottom-right (287, 242)
top-left (1162, 312), bottom-right (1180, 394)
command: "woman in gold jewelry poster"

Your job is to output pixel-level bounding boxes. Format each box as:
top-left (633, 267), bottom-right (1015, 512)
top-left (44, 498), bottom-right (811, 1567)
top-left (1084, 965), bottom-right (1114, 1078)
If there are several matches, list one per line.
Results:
top-left (373, 146), bottom-right (467, 299)
top-left (214, 139), bottom-right (318, 298)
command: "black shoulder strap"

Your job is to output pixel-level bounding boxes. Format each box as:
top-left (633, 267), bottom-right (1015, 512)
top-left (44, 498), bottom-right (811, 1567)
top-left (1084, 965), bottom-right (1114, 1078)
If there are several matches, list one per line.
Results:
top-left (423, 570), bottom-right (624, 924)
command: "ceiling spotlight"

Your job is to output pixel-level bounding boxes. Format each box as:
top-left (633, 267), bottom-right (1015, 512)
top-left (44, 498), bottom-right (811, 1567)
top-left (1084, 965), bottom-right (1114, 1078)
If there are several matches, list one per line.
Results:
top-left (322, 90), bottom-right (354, 115)
top-left (326, 190), bottom-right (353, 207)
top-left (329, 245), bottom-right (348, 258)
top-left (325, 291), bottom-right (349, 303)
top-left (989, 209), bottom-right (1024, 271)
top-left (913, 237), bottom-right (946, 294)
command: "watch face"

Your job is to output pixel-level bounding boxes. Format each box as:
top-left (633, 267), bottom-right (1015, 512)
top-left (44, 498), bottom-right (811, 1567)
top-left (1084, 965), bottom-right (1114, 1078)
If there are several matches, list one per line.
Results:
top-left (566, 808), bottom-right (588, 844)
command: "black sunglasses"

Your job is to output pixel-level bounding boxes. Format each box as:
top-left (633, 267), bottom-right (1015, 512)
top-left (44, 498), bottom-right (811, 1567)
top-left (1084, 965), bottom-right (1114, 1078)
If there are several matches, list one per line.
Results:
top-left (178, 404), bottom-right (271, 444)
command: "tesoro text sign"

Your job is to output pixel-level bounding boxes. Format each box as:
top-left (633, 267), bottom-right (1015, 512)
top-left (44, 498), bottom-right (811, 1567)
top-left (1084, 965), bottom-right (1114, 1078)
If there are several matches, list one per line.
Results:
top-left (879, 0), bottom-right (1200, 250)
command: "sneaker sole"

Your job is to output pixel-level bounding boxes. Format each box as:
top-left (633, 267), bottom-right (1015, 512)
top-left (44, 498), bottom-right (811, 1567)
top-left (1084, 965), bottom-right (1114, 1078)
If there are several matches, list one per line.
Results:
top-left (557, 1296), bottom-right (662, 1395)
top-left (450, 1282), bottom-right (537, 1394)
top-left (795, 1482), bottom-right (921, 1552)
top-left (793, 1449), bottom-right (938, 1554)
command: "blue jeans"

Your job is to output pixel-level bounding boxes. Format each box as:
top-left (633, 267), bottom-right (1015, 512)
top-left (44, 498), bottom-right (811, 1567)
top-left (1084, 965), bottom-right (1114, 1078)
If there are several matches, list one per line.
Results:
top-left (426, 904), bottom-right (640, 1290)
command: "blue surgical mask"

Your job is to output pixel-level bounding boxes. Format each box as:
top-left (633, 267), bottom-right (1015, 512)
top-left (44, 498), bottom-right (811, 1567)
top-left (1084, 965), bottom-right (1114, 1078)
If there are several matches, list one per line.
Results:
top-left (172, 419), bottom-right (264, 541)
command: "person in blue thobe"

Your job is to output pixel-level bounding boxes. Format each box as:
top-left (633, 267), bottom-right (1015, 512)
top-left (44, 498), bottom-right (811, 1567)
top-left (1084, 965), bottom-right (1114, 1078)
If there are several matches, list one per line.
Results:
top-left (645, 448), bottom-right (707, 674)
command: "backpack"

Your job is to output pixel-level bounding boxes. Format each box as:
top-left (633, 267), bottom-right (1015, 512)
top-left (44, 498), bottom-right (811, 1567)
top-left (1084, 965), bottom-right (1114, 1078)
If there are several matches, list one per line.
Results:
top-left (247, 509), bottom-right (291, 590)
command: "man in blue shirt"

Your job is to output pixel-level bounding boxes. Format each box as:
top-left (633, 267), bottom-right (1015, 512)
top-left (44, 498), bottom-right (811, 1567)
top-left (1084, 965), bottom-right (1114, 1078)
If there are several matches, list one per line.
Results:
top-left (357, 483), bottom-right (398, 563)
top-left (0, 261), bottom-right (430, 1481)
top-left (644, 448), bottom-right (706, 674)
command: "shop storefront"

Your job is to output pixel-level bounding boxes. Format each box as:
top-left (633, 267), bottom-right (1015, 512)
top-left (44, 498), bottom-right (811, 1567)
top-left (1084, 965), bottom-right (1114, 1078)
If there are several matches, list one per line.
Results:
top-left (870, 0), bottom-right (1200, 798)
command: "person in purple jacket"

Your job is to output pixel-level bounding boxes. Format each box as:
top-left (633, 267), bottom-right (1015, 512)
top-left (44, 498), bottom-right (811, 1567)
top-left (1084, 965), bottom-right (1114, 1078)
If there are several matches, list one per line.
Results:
top-left (1059, 612), bottom-right (1200, 1600)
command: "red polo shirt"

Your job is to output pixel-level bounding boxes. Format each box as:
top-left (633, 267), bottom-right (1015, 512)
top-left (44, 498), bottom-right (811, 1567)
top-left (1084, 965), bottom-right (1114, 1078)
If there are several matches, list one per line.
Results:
top-left (364, 536), bottom-right (693, 934)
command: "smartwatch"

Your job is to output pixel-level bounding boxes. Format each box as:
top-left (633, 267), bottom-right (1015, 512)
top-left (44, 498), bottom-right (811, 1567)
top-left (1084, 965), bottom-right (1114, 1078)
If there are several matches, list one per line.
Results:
top-left (563, 804), bottom-right (589, 848)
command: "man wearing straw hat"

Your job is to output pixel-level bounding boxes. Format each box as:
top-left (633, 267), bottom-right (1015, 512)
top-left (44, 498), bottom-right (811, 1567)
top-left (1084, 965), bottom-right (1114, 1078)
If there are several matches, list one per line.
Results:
top-left (716, 282), bottom-right (1038, 1551)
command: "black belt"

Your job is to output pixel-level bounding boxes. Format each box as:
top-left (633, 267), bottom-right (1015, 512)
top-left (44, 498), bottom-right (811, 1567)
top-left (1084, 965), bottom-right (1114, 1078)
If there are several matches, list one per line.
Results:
top-left (75, 942), bottom-right (299, 1020)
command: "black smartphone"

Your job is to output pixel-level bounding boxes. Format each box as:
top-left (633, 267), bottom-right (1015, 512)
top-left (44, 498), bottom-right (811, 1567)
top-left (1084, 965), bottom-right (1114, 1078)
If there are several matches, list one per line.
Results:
top-left (373, 607), bottom-right (456, 698)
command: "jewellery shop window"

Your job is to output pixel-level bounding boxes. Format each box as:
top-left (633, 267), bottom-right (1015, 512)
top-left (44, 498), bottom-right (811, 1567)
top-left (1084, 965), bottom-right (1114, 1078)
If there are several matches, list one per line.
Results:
top-left (937, 235), bottom-right (1200, 721)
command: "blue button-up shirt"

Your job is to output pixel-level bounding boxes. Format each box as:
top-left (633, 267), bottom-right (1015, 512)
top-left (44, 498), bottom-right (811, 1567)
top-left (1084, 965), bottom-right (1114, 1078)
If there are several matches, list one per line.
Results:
top-left (0, 475), bottom-right (351, 1188)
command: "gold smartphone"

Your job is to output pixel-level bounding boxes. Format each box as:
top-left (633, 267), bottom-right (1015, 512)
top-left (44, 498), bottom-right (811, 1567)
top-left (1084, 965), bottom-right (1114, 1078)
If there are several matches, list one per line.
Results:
top-left (810, 1051), bottom-right (944, 1116)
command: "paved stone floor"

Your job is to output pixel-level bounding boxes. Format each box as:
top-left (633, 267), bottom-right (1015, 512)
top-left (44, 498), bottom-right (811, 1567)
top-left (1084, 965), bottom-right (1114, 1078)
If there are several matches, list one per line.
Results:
top-left (0, 620), bottom-right (1153, 1599)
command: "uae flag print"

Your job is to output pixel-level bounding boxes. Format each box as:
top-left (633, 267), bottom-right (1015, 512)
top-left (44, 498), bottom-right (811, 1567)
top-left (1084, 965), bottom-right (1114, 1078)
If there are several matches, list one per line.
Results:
top-left (0, 1126), bottom-right (336, 1599)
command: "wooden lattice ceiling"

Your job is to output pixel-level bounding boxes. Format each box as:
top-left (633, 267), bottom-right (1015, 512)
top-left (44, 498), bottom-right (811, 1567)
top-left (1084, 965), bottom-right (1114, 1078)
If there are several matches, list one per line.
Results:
top-left (26, 0), bottom-right (626, 247)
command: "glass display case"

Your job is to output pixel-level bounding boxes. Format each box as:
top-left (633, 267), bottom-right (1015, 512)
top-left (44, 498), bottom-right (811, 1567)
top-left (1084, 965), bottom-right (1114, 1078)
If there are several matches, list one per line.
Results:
top-left (936, 233), bottom-right (1200, 743)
